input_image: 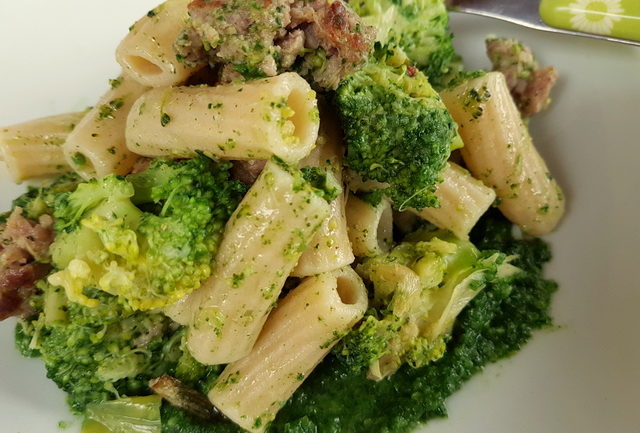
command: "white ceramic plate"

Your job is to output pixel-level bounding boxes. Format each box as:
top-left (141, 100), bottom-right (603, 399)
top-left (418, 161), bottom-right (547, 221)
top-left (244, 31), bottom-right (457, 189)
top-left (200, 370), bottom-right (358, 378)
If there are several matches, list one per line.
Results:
top-left (1, 1), bottom-right (639, 432)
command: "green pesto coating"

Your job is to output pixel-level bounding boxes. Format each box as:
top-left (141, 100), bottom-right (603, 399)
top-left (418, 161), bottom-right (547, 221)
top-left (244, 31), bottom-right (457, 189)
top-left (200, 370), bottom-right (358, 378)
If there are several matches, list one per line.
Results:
top-left (160, 211), bottom-right (557, 433)
top-left (349, 0), bottom-right (462, 89)
top-left (336, 56), bottom-right (457, 210)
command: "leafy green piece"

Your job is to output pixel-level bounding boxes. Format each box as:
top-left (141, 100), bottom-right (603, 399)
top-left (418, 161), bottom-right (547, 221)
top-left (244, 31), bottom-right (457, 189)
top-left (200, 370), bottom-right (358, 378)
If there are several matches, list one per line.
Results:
top-left (83, 395), bottom-right (162, 433)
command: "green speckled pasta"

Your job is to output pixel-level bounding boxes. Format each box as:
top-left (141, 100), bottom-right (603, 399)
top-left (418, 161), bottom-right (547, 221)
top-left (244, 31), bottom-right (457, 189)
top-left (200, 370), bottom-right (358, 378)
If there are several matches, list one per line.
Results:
top-left (209, 267), bottom-right (367, 433)
top-left (166, 159), bottom-right (331, 365)
top-left (126, 73), bottom-right (319, 163)
top-left (116, 0), bottom-right (200, 87)
top-left (63, 74), bottom-right (148, 180)
top-left (0, 112), bottom-right (81, 182)
top-left (441, 72), bottom-right (565, 236)
top-left (409, 162), bottom-right (496, 239)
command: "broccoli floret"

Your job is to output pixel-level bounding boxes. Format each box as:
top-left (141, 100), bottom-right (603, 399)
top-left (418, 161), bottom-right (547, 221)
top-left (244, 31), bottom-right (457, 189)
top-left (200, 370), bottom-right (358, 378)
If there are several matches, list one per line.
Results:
top-left (336, 51), bottom-right (458, 210)
top-left (16, 287), bottom-right (183, 413)
top-left (4, 172), bottom-right (81, 222)
top-left (48, 155), bottom-right (247, 310)
top-left (338, 229), bottom-right (513, 379)
top-left (350, 0), bottom-right (461, 89)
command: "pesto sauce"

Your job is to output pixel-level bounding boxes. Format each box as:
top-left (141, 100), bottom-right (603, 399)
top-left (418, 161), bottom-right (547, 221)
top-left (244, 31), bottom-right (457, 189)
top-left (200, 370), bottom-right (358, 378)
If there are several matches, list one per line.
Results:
top-left (161, 211), bottom-right (556, 433)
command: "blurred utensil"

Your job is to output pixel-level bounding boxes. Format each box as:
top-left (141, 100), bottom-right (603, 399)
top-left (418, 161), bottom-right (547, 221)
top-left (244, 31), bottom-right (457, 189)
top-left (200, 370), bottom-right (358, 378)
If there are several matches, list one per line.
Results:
top-left (447, 0), bottom-right (640, 46)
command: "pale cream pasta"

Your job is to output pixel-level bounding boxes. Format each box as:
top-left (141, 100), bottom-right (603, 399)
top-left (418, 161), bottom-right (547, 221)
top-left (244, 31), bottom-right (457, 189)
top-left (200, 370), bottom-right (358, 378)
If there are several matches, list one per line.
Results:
top-left (178, 159), bottom-right (331, 365)
top-left (116, 0), bottom-right (200, 87)
top-left (409, 162), bottom-right (496, 239)
top-left (63, 75), bottom-right (149, 179)
top-left (0, 112), bottom-right (82, 182)
top-left (208, 267), bottom-right (368, 433)
top-left (440, 72), bottom-right (564, 236)
top-left (126, 72), bottom-right (319, 162)
top-left (293, 114), bottom-right (354, 276)
top-left (345, 194), bottom-right (393, 257)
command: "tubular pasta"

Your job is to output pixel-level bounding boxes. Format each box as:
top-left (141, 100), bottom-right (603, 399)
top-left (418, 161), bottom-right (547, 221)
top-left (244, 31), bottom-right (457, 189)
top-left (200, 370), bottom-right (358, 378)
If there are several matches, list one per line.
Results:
top-left (179, 159), bottom-right (331, 365)
top-left (63, 75), bottom-right (148, 179)
top-left (0, 112), bottom-right (82, 182)
top-left (208, 267), bottom-right (367, 433)
top-left (409, 162), bottom-right (496, 239)
top-left (440, 72), bottom-right (565, 236)
top-left (293, 114), bottom-right (354, 276)
top-left (116, 0), bottom-right (200, 87)
top-left (126, 72), bottom-right (319, 162)
top-left (345, 194), bottom-right (393, 257)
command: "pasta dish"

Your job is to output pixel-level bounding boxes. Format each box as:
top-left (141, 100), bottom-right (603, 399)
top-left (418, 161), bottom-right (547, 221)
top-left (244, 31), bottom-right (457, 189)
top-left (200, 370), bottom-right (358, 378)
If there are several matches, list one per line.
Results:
top-left (0, 1), bottom-right (564, 432)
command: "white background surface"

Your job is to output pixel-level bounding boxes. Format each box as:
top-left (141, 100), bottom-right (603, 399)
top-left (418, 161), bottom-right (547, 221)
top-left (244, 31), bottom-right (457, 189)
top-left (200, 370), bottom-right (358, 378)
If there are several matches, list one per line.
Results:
top-left (1, 1), bottom-right (639, 432)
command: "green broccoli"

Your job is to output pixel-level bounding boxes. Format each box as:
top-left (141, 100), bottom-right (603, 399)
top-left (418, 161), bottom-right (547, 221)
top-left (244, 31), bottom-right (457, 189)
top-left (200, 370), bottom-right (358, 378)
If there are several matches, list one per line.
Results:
top-left (349, 0), bottom-right (462, 89)
top-left (3, 172), bottom-right (81, 222)
top-left (47, 156), bottom-right (246, 310)
top-left (338, 229), bottom-right (515, 379)
top-left (336, 49), bottom-right (459, 210)
top-left (15, 285), bottom-right (183, 413)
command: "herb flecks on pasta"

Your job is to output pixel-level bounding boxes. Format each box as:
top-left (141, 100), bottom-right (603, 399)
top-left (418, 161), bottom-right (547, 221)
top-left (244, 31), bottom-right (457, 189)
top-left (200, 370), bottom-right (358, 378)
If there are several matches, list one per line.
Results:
top-left (126, 73), bottom-right (320, 163)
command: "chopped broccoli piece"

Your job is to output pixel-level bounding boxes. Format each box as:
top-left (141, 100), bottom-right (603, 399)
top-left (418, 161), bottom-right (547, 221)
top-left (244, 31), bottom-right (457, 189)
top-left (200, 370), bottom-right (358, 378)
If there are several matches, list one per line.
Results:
top-left (300, 166), bottom-right (343, 202)
top-left (350, 0), bottom-right (462, 89)
top-left (339, 229), bottom-right (512, 379)
top-left (5, 173), bottom-right (81, 221)
top-left (48, 155), bottom-right (247, 310)
top-left (336, 50), bottom-right (458, 210)
top-left (16, 287), bottom-right (183, 413)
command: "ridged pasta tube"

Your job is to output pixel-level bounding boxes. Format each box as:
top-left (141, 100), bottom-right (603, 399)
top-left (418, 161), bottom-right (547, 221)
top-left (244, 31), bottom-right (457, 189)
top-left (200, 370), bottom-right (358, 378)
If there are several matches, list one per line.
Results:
top-left (293, 114), bottom-right (354, 276)
top-left (440, 72), bottom-right (564, 236)
top-left (0, 112), bottom-right (82, 182)
top-left (126, 73), bottom-right (320, 162)
top-left (183, 159), bottom-right (331, 365)
top-left (209, 267), bottom-right (368, 433)
top-left (116, 0), bottom-right (200, 87)
top-left (345, 194), bottom-right (393, 257)
top-left (409, 162), bottom-right (496, 239)
top-left (63, 75), bottom-right (148, 179)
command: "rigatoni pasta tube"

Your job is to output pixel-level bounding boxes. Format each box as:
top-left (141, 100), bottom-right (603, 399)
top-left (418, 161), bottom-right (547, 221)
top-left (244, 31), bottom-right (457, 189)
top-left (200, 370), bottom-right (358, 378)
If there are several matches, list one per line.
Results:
top-left (185, 159), bottom-right (331, 365)
top-left (116, 0), bottom-right (200, 87)
top-left (209, 267), bottom-right (368, 433)
top-left (0, 112), bottom-right (82, 182)
top-left (126, 72), bottom-right (319, 162)
top-left (63, 75), bottom-right (148, 179)
top-left (440, 72), bottom-right (564, 236)
top-left (345, 194), bottom-right (393, 257)
top-left (409, 162), bottom-right (496, 239)
top-left (293, 114), bottom-right (354, 276)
